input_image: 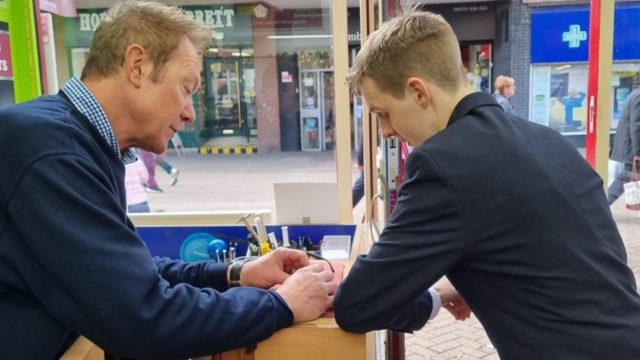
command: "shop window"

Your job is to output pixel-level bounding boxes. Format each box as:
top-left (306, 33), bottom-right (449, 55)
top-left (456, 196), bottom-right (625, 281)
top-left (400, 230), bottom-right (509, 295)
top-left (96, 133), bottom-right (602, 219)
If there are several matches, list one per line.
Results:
top-left (530, 63), bottom-right (640, 134)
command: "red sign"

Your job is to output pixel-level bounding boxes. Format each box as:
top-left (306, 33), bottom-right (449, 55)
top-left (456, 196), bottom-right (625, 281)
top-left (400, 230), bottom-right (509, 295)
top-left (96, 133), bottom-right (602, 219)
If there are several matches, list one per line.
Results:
top-left (254, 9), bottom-right (324, 30)
top-left (40, 0), bottom-right (77, 17)
top-left (0, 32), bottom-right (12, 79)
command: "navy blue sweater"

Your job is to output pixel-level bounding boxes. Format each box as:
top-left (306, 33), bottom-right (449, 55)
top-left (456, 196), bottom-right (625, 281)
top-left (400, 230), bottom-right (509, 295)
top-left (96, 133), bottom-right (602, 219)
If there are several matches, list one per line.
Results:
top-left (0, 93), bottom-right (293, 359)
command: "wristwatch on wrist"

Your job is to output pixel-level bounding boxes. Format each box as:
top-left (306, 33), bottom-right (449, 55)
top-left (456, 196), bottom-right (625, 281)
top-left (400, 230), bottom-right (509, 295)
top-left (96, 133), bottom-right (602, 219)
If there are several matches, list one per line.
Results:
top-left (228, 261), bottom-right (244, 288)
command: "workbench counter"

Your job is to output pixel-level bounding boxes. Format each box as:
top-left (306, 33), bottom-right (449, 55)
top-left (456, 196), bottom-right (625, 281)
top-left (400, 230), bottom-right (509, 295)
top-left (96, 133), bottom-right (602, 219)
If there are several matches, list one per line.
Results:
top-left (218, 223), bottom-right (375, 360)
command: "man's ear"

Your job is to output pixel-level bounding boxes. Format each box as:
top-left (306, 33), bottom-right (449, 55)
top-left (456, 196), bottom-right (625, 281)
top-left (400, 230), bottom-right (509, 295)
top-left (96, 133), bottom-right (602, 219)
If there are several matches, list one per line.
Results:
top-left (123, 44), bottom-right (146, 88)
top-left (406, 77), bottom-right (431, 108)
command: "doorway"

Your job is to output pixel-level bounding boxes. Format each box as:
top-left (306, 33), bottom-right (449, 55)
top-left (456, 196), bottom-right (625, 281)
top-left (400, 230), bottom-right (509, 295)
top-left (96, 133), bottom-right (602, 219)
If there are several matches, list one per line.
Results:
top-left (460, 42), bottom-right (492, 93)
top-left (202, 55), bottom-right (257, 140)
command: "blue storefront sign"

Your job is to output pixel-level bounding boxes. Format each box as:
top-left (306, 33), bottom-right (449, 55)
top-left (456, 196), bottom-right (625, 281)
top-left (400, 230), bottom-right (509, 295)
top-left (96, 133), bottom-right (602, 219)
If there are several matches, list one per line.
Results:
top-left (531, 3), bottom-right (640, 63)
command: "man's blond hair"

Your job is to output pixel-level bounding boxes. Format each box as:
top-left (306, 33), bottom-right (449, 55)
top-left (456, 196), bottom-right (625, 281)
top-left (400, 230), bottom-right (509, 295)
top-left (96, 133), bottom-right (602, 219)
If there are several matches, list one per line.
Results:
top-left (81, 0), bottom-right (212, 82)
top-left (495, 75), bottom-right (515, 93)
top-left (347, 10), bottom-right (466, 98)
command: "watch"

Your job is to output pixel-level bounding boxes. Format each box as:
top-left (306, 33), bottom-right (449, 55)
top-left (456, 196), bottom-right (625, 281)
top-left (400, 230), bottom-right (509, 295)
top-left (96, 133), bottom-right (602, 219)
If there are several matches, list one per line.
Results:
top-left (228, 261), bottom-right (245, 288)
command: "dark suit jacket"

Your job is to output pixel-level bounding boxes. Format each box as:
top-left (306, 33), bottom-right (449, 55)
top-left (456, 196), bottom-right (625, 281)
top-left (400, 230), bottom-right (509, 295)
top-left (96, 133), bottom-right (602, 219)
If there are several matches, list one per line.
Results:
top-left (611, 88), bottom-right (640, 164)
top-left (334, 92), bottom-right (640, 360)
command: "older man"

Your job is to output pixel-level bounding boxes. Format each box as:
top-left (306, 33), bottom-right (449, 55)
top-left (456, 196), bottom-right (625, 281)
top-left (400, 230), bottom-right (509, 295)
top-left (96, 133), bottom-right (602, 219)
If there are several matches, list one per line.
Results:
top-left (0, 1), bottom-right (335, 358)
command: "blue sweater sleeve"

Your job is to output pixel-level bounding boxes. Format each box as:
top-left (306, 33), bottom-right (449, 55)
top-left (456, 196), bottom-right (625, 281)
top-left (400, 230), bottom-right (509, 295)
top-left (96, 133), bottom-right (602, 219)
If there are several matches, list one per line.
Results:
top-left (7, 154), bottom-right (293, 358)
top-left (153, 257), bottom-right (230, 291)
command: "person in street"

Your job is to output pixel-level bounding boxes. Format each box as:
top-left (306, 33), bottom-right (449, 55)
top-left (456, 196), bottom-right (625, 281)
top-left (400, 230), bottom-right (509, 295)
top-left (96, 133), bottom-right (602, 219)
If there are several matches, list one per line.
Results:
top-left (608, 76), bottom-right (640, 205)
top-left (352, 138), bottom-right (365, 207)
top-left (138, 148), bottom-right (179, 192)
top-left (0, 1), bottom-right (337, 358)
top-left (124, 152), bottom-right (151, 213)
top-left (333, 9), bottom-right (640, 359)
top-left (493, 75), bottom-right (515, 115)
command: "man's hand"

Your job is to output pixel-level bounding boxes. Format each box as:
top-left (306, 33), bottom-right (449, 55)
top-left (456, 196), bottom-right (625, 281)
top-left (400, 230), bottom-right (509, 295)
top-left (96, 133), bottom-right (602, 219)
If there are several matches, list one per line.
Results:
top-left (240, 248), bottom-right (310, 288)
top-left (275, 264), bottom-right (337, 323)
top-left (434, 278), bottom-right (471, 321)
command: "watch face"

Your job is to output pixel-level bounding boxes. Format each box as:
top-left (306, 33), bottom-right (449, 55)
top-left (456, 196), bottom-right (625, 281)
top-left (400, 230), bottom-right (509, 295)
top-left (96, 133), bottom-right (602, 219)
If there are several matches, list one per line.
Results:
top-left (179, 232), bottom-right (216, 262)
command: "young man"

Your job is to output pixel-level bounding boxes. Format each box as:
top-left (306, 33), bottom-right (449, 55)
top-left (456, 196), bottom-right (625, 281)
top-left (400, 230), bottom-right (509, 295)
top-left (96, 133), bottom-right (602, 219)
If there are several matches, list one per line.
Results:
top-left (333, 10), bottom-right (640, 359)
top-left (0, 1), bottom-right (335, 358)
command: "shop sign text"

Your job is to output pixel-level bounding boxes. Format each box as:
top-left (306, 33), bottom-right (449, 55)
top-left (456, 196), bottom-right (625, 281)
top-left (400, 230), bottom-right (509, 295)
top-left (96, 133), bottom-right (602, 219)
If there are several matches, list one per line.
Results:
top-left (452, 5), bottom-right (489, 13)
top-left (78, 7), bottom-right (235, 32)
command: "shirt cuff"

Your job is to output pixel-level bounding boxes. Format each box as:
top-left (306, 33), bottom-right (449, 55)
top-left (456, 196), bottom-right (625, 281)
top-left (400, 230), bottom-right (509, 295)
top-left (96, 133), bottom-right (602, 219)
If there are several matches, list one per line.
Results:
top-left (427, 288), bottom-right (441, 321)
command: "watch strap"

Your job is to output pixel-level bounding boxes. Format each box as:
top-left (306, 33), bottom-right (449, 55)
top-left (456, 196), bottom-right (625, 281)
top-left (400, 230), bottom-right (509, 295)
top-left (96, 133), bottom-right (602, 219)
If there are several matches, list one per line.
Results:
top-left (228, 261), bottom-right (244, 288)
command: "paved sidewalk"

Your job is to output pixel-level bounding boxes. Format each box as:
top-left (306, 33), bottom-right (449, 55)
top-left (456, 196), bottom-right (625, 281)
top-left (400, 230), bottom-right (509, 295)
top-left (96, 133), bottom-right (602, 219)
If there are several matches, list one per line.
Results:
top-left (148, 152), bottom-right (639, 359)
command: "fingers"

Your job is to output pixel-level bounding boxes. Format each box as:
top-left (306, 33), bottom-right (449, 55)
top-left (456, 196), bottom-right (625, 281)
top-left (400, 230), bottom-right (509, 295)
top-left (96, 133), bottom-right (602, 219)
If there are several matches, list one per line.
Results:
top-left (443, 300), bottom-right (471, 321)
top-left (276, 265), bottom-right (338, 323)
top-left (301, 263), bottom-right (325, 273)
top-left (326, 279), bottom-right (338, 295)
top-left (298, 264), bottom-right (335, 283)
top-left (273, 248), bottom-right (310, 268)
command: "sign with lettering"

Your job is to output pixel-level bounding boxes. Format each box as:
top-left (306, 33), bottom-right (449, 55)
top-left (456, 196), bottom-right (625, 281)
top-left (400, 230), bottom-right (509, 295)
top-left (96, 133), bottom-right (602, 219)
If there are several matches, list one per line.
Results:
top-left (77, 6), bottom-right (235, 32)
top-left (0, 31), bottom-right (12, 79)
top-left (452, 4), bottom-right (490, 13)
top-left (182, 7), bottom-right (235, 29)
top-left (77, 10), bottom-right (107, 32)
top-left (420, 2), bottom-right (495, 42)
top-left (532, 4), bottom-right (640, 63)
top-left (254, 8), bottom-right (324, 30)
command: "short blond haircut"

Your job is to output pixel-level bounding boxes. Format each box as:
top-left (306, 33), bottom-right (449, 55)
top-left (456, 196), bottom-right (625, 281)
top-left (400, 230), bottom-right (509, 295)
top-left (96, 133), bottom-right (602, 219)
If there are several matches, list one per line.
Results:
top-left (495, 75), bottom-right (515, 93)
top-left (81, 0), bottom-right (212, 82)
top-left (347, 9), bottom-right (466, 98)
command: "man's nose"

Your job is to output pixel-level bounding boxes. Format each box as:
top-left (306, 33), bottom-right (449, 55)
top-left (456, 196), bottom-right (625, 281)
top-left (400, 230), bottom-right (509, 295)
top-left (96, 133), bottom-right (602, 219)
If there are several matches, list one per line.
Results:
top-left (181, 101), bottom-right (196, 124)
top-left (380, 126), bottom-right (396, 139)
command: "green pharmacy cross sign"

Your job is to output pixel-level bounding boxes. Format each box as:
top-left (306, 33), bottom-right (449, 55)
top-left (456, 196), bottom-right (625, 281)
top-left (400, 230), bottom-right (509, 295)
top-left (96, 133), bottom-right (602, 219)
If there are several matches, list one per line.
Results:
top-left (562, 24), bottom-right (587, 49)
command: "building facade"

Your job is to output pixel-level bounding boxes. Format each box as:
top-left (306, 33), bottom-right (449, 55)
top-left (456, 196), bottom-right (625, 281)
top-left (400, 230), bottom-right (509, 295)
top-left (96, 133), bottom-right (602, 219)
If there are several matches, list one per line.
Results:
top-left (57, 1), bottom-right (362, 153)
top-left (499, 0), bottom-right (637, 146)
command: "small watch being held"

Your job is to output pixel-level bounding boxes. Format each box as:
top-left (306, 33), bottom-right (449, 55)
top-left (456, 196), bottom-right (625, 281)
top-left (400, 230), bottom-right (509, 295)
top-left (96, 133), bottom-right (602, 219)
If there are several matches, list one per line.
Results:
top-left (228, 261), bottom-right (245, 288)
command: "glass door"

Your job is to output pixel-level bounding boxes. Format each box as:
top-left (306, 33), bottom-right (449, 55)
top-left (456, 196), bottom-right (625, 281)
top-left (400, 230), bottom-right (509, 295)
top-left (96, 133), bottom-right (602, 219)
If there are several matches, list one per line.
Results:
top-left (204, 58), bottom-right (242, 136)
top-left (240, 56), bottom-right (257, 140)
top-left (321, 71), bottom-right (335, 150)
top-left (203, 56), bottom-right (257, 139)
top-left (300, 70), bottom-right (321, 151)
